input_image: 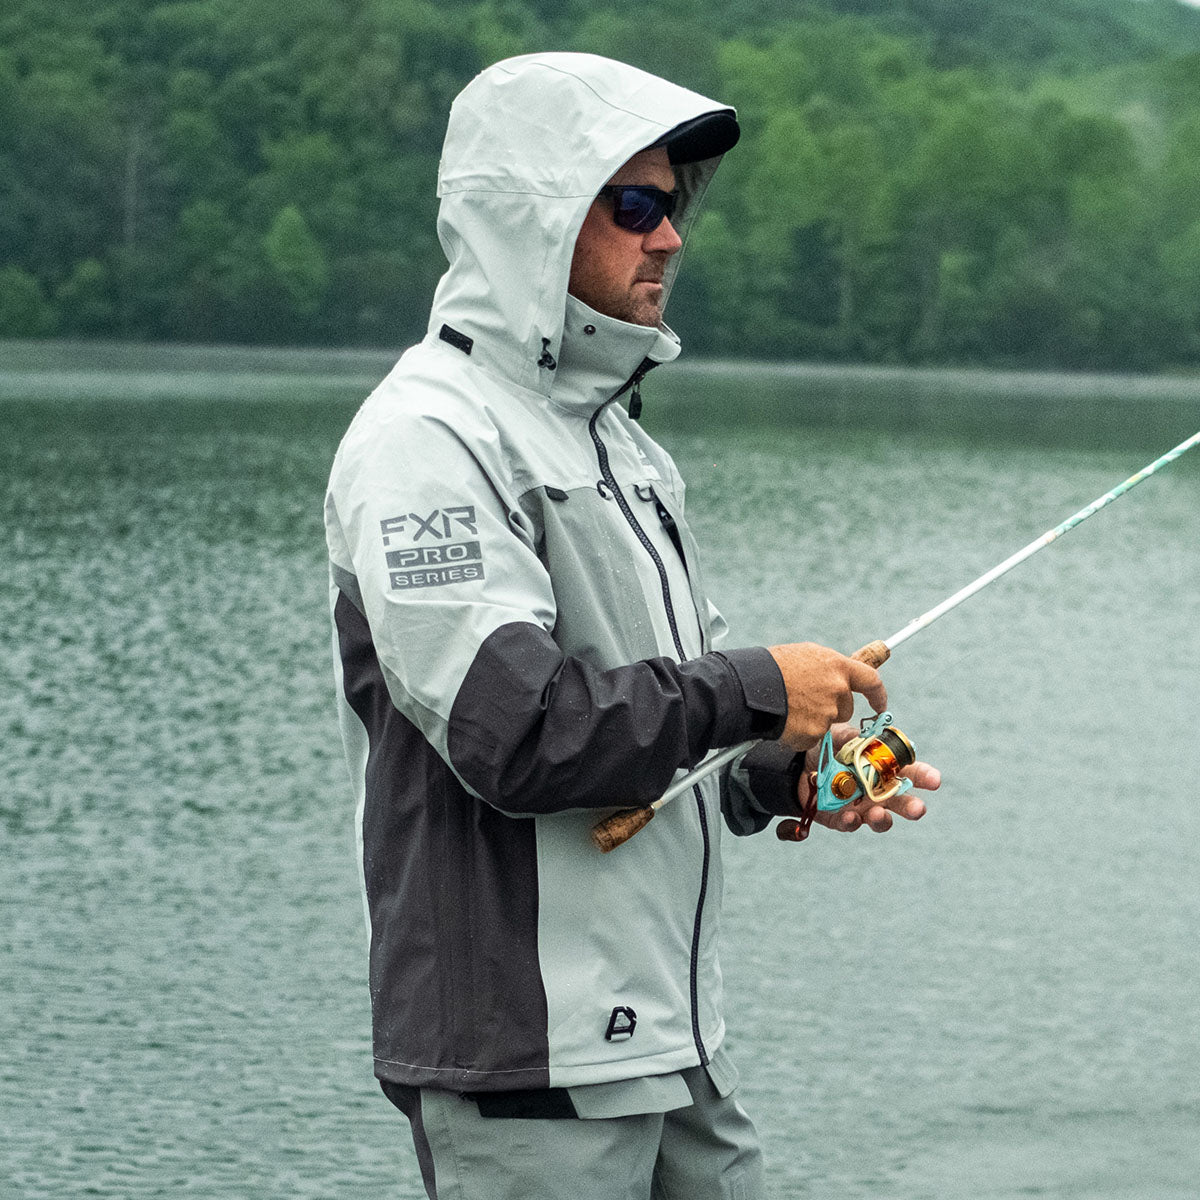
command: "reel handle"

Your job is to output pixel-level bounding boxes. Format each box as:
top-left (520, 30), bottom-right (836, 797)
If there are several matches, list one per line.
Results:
top-left (593, 639), bottom-right (890, 853)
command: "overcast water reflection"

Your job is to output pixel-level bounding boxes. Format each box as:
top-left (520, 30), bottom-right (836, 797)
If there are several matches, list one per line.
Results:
top-left (2, 342), bottom-right (1197, 1198)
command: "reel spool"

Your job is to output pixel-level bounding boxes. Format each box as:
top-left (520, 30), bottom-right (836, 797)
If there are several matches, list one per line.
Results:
top-left (777, 711), bottom-right (915, 841)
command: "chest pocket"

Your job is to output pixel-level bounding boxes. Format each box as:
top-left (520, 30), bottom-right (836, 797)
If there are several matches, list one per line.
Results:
top-left (531, 481), bottom-right (706, 666)
top-left (632, 480), bottom-right (713, 657)
top-left (628, 478), bottom-right (708, 658)
top-left (633, 483), bottom-right (687, 570)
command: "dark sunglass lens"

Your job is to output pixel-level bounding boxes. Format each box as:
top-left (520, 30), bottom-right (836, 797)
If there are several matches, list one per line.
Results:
top-left (607, 187), bottom-right (677, 233)
top-left (613, 190), bottom-right (661, 233)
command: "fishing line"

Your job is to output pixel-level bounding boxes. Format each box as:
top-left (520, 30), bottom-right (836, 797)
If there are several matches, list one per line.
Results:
top-left (592, 429), bottom-right (1200, 852)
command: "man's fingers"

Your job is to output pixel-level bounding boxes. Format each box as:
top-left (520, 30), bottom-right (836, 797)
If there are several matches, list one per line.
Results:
top-left (814, 806), bottom-right (861, 832)
top-left (888, 794), bottom-right (926, 821)
top-left (846, 658), bottom-right (887, 713)
top-left (864, 804), bottom-right (893, 832)
top-left (822, 802), bottom-right (891, 832)
top-left (828, 722), bottom-right (859, 750)
top-left (812, 786), bottom-right (928, 834)
top-left (901, 762), bottom-right (941, 792)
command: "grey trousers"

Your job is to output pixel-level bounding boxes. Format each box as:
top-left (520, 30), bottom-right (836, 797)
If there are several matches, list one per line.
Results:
top-left (384, 1070), bottom-right (765, 1200)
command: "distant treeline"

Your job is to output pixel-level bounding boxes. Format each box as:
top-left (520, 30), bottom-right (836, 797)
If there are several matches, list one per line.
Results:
top-left (5, 0), bottom-right (1200, 369)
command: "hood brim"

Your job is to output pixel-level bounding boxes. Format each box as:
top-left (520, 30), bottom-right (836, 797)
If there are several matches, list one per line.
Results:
top-left (651, 111), bottom-right (741, 164)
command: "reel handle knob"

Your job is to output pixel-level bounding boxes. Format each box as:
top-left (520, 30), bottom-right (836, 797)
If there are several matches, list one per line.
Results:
top-left (776, 817), bottom-right (810, 842)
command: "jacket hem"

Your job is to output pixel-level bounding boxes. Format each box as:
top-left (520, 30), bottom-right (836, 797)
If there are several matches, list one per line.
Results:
top-left (375, 1031), bottom-right (726, 1094)
top-left (375, 1057), bottom-right (552, 1093)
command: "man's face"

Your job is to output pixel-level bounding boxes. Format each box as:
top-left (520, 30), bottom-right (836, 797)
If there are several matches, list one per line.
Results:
top-left (568, 147), bottom-right (683, 328)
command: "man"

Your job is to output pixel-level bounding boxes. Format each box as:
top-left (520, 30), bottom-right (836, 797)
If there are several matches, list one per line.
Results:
top-left (326, 52), bottom-right (939, 1199)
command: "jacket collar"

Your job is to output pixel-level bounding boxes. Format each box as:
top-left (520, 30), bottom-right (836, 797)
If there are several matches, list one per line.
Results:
top-left (547, 295), bottom-right (681, 416)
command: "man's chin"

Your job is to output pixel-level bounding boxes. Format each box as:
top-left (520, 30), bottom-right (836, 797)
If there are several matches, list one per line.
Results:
top-left (576, 287), bottom-right (663, 327)
top-left (618, 279), bottom-right (662, 327)
top-left (629, 298), bottom-right (665, 327)
top-left (608, 304), bottom-right (662, 328)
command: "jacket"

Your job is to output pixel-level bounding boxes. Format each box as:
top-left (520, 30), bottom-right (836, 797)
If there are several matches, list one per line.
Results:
top-left (325, 52), bottom-right (802, 1093)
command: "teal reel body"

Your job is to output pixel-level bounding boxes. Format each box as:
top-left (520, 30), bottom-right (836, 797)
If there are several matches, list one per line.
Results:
top-left (815, 710), bottom-right (916, 812)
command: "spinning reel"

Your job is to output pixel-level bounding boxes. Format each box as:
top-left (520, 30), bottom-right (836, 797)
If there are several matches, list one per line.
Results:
top-left (777, 710), bottom-right (916, 842)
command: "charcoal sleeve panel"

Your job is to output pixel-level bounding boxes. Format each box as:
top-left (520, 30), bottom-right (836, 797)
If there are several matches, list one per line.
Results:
top-left (335, 590), bottom-right (553, 1091)
top-left (448, 623), bottom-right (781, 814)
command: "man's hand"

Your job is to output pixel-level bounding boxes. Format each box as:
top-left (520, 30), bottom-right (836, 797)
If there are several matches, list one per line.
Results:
top-left (804, 722), bottom-right (941, 834)
top-left (767, 642), bottom-right (888, 751)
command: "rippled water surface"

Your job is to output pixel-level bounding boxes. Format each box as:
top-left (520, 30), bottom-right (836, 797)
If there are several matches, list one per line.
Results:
top-left (2, 342), bottom-right (1197, 1198)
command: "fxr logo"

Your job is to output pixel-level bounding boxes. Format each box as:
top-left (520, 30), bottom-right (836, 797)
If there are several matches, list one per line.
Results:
top-left (380, 506), bottom-right (478, 543)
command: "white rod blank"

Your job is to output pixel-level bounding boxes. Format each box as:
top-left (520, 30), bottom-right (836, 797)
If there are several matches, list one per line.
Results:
top-left (886, 428), bottom-right (1200, 651)
top-left (665, 428), bottom-right (1200, 802)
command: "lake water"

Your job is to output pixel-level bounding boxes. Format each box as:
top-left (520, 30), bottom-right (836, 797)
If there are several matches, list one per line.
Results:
top-left (2, 341), bottom-right (1197, 1199)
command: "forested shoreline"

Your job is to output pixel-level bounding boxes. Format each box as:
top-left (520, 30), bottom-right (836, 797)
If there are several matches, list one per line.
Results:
top-left (5, 0), bottom-right (1200, 370)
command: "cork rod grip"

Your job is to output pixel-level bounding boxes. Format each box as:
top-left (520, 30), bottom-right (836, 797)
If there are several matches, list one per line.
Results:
top-left (851, 639), bottom-right (890, 668)
top-left (591, 804), bottom-right (655, 853)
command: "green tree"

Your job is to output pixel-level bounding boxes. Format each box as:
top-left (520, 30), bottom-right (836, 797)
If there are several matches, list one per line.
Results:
top-left (1159, 217), bottom-right (1200, 358)
top-left (892, 94), bottom-right (1058, 361)
top-left (262, 204), bottom-right (330, 317)
top-left (6, 0), bottom-right (1200, 365)
top-left (0, 266), bottom-right (56, 336)
top-left (56, 259), bottom-right (116, 335)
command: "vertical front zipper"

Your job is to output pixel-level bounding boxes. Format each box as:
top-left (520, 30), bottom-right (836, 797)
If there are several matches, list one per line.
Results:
top-left (587, 389), bottom-right (711, 1066)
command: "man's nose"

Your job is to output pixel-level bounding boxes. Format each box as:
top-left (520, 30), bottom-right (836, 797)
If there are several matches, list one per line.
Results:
top-left (644, 216), bottom-right (683, 255)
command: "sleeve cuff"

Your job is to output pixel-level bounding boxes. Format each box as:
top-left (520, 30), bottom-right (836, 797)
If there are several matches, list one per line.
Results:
top-left (714, 646), bottom-right (788, 741)
top-left (741, 740), bottom-right (806, 817)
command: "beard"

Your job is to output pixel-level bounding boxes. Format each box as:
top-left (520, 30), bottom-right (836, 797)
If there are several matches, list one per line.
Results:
top-left (577, 278), bottom-right (665, 327)
top-left (568, 248), bottom-right (669, 327)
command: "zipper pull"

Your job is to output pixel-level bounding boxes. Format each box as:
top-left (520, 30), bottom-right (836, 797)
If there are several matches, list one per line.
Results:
top-left (626, 357), bottom-right (656, 420)
top-left (607, 357), bottom-right (657, 419)
top-left (629, 377), bottom-right (643, 420)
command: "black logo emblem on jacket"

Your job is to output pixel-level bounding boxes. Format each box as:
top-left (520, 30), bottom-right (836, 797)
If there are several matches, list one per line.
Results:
top-left (604, 1006), bottom-right (637, 1041)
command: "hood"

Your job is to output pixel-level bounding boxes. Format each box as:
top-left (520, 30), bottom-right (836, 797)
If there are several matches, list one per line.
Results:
top-left (427, 52), bottom-right (737, 404)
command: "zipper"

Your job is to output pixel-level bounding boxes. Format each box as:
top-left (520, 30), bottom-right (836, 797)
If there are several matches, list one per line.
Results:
top-left (587, 364), bottom-right (711, 1066)
top-left (587, 362), bottom-right (682, 659)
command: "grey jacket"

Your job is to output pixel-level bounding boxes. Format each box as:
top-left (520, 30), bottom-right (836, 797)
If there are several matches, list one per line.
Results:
top-left (326, 53), bottom-right (801, 1093)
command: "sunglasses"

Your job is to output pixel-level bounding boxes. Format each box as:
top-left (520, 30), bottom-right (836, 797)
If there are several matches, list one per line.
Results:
top-left (597, 185), bottom-right (680, 233)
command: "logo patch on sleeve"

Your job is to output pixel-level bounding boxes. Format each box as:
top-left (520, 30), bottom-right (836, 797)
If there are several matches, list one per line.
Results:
top-left (380, 507), bottom-right (484, 589)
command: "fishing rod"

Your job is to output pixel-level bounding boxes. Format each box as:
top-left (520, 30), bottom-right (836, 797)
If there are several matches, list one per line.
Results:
top-left (592, 428), bottom-right (1200, 853)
